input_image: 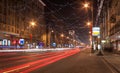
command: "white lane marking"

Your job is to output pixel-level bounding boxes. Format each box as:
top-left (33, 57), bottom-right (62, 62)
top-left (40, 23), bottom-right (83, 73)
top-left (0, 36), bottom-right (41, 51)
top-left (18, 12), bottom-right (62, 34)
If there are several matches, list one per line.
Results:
top-left (101, 58), bottom-right (118, 73)
top-left (3, 65), bottom-right (30, 73)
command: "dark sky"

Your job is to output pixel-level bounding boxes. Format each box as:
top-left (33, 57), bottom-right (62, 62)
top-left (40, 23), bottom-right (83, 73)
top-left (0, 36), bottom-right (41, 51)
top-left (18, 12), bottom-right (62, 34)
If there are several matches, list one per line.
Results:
top-left (43, 0), bottom-right (97, 44)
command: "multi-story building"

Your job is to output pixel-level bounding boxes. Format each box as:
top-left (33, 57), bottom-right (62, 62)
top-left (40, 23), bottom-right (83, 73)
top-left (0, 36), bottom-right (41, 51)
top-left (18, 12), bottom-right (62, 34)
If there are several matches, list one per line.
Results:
top-left (0, 0), bottom-right (46, 49)
top-left (96, 0), bottom-right (120, 52)
top-left (109, 0), bottom-right (120, 51)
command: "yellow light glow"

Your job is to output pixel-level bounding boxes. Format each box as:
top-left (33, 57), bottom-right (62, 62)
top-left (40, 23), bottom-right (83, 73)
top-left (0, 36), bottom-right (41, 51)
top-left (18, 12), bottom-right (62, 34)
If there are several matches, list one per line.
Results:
top-left (84, 3), bottom-right (89, 8)
top-left (30, 21), bottom-right (36, 26)
top-left (51, 30), bottom-right (54, 32)
top-left (87, 22), bottom-right (91, 26)
top-left (61, 34), bottom-right (64, 37)
top-left (67, 37), bottom-right (69, 39)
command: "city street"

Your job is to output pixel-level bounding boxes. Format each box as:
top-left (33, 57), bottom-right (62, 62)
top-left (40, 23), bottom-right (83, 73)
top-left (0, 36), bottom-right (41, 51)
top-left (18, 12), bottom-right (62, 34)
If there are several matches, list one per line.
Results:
top-left (0, 0), bottom-right (120, 73)
top-left (0, 48), bottom-right (117, 73)
top-left (0, 48), bottom-right (80, 73)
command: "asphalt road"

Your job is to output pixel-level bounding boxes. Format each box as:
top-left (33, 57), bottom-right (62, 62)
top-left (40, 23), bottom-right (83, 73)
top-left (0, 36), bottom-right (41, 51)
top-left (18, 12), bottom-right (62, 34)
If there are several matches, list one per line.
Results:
top-left (0, 48), bottom-right (115, 73)
top-left (31, 49), bottom-right (114, 73)
top-left (0, 49), bottom-right (80, 73)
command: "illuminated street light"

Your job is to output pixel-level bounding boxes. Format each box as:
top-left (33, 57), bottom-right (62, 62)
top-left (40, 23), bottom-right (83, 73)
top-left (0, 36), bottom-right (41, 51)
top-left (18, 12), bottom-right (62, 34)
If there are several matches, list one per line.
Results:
top-left (60, 34), bottom-right (64, 48)
top-left (83, 1), bottom-right (94, 53)
top-left (30, 21), bottom-right (36, 26)
top-left (51, 30), bottom-right (54, 33)
top-left (28, 20), bottom-right (36, 49)
top-left (61, 34), bottom-right (64, 37)
top-left (87, 22), bottom-right (91, 26)
top-left (83, 3), bottom-right (89, 8)
top-left (67, 37), bottom-right (69, 39)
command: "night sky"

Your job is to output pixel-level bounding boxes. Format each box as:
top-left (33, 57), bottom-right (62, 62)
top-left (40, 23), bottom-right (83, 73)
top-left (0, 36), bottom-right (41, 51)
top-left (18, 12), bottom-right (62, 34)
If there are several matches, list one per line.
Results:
top-left (43, 0), bottom-right (97, 44)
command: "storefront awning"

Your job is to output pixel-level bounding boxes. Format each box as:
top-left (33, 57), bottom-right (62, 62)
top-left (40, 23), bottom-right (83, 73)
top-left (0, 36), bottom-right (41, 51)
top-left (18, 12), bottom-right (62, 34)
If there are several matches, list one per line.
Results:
top-left (0, 31), bottom-right (19, 36)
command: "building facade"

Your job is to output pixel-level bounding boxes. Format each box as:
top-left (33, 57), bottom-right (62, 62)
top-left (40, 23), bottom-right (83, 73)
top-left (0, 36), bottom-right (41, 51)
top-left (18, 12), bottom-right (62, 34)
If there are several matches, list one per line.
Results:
top-left (96, 0), bottom-right (120, 52)
top-left (0, 0), bottom-right (46, 49)
top-left (109, 0), bottom-right (120, 51)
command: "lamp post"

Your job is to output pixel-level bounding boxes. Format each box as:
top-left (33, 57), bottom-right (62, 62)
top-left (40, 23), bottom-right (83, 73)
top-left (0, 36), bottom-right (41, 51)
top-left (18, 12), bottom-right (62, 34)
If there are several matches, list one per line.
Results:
top-left (66, 36), bottom-right (69, 48)
top-left (29, 21), bottom-right (36, 49)
top-left (61, 33), bottom-right (64, 48)
top-left (83, 3), bottom-right (89, 8)
top-left (86, 21), bottom-right (92, 47)
top-left (30, 21), bottom-right (35, 26)
top-left (87, 22), bottom-right (91, 26)
top-left (83, 1), bottom-right (94, 53)
top-left (50, 30), bottom-right (54, 48)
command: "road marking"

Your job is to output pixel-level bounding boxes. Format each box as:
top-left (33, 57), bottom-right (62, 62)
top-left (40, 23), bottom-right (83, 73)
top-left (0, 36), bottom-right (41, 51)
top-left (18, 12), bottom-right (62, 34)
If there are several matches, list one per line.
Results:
top-left (3, 65), bottom-right (30, 73)
top-left (21, 50), bottom-right (80, 73)
top-left (101, 57), bottom-right (118, 73)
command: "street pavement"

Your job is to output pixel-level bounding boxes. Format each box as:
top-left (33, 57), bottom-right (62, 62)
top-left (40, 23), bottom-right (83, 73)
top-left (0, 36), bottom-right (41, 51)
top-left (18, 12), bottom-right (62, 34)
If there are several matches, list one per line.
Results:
top-left (102, 52), bottom-right (120, 73)
top-left (31, 48), bottom-right (116, 73)
top-left (0, 48), bottom-right (119, 73)
top-left (0, 48), bottom-right (80, 73)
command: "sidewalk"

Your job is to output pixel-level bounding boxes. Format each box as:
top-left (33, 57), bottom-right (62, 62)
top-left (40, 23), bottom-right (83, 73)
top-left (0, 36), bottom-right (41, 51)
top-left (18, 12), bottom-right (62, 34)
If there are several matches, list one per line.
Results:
top-left (102, 52), bottom-right (120, 73)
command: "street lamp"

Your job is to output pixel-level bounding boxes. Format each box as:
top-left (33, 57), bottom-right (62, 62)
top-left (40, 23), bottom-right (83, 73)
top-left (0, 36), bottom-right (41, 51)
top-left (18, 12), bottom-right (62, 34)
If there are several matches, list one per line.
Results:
top-left (67, 37), bottom-right (69, 39)
top-left (50, 30), bottom-right (54, 48)
top-left (87, 22), bottom-right (91, 26)
top-left (83, 1), bottom-right (94, 53)
top-left (61, 34), bottom-right (64, 38)
top-left (30, 21), bottom-right (36, 27)
top-left (61, 34), bottom-right (64, 48)
top-left (51, 30), bottom-right (54, 33)
top-left (83, 3), bottom-right (89, 8)
top-left (28, 21), bottom-right (36, 49)
top-left (66, 36), bottom-right (70, 47)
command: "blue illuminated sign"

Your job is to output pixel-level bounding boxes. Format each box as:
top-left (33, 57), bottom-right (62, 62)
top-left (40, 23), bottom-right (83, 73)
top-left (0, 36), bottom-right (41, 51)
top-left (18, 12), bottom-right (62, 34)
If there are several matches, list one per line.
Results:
top-left (52, 42), bottom-right (56, 47)
top-left (19, 39), bottom-right (24, 45)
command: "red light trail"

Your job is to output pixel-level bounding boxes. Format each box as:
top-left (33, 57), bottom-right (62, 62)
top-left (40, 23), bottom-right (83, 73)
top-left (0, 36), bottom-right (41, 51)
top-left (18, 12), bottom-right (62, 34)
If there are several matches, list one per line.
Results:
top-left (0, 49), bottom-right (80, 73)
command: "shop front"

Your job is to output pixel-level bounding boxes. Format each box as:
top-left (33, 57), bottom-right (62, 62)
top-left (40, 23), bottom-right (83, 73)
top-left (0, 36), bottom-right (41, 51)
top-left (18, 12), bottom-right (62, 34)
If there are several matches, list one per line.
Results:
top-left (0, 31), bottom-right (25, 49)
top-left (110, 31), bottom-right (120, 52)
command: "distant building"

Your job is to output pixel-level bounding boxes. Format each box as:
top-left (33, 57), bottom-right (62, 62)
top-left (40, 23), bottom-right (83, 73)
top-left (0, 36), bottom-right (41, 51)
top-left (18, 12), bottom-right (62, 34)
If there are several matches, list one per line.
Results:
top-left (0, 0), bottom-right (46, 49)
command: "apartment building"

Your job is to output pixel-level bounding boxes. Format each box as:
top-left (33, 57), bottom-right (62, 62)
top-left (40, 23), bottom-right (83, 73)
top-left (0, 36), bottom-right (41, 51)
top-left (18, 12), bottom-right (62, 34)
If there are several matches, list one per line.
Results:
top-left (97, 0), bottom-right (120, 52)
top-left (0, 0), bottom-right (46, 49)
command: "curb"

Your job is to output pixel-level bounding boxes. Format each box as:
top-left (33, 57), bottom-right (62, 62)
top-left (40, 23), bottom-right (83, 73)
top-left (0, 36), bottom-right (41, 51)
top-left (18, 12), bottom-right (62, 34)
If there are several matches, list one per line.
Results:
top-left (102, 57), bottom-right (120, 73)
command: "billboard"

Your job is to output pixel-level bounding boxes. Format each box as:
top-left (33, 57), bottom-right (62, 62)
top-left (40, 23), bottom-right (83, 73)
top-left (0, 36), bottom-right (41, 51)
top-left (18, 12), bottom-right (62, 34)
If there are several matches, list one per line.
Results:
top-left (92, 27), bottom-right (100, 36)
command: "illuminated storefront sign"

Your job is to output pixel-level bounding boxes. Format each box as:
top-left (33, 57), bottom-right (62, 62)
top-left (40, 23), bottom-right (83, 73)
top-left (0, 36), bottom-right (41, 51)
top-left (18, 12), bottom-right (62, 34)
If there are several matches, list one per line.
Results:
top-left (0, 41), bottom-right (2, 45)
top-left (52, 42), bottom-right (56, 47)
top-left (8, 40), bottom-right (11, 46)
top-left (101, 40), bottom-right (106, 43)
top-left (3, 39), bottom-right (7, 45)
top-left (92, 27), bottom-right (100, 36)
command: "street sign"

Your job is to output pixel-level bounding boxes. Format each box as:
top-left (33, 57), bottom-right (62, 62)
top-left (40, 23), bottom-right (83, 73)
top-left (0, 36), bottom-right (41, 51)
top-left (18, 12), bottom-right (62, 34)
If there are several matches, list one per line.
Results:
top-left (92, 27), bottom-right (100, 36)
top-left (19, 39), bottom-right (25, 45)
